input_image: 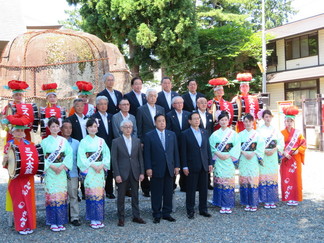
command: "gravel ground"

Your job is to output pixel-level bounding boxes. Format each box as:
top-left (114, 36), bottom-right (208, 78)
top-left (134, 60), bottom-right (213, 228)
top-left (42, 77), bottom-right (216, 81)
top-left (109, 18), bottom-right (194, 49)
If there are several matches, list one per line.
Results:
top-left (0, 150), bottom-right (323, 243)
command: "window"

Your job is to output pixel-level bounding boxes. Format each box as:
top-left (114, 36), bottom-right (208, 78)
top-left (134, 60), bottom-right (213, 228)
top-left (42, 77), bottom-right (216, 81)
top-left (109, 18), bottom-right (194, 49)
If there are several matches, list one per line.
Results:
top-left (266, 42), bottom-right (277, 66)
top-left (285, 80), bottom-right (318, 107)
top-left (285, 33), bottom-right (318, 60)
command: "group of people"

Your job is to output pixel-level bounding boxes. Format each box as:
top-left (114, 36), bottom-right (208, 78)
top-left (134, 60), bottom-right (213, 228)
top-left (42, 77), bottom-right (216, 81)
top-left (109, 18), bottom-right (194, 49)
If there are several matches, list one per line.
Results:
top-left (1, 73), bottom-right (306, 235)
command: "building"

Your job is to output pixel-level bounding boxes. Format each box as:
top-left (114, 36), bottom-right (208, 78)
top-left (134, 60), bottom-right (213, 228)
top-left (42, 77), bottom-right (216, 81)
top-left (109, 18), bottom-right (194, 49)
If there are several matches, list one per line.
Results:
top-left (266, 13), bottom-right (324, 109)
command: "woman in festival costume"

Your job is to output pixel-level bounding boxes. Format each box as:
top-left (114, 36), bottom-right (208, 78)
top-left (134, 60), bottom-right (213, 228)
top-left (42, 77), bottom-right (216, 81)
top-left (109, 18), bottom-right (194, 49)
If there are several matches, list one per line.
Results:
top-left (238, 113), bottom-right (265, 212)
top-left (257, 110), bottom-right (284, 209)
top-left (77, 118), bottom-right (110, 229)
top-left (280, 106), bottom-right (306, 206)
top-left (39, 83), bottom-right (66, 139)
top-left (41, 117), bottom-right (72, 232)
top-left (69, 81), bottom-right (95, 118)
top-left (209, 111), bottom-right (240, 214)
top-left (2, 114), bottom-right (37, 235)
top-left (1, 80), bottom-right (35, 142)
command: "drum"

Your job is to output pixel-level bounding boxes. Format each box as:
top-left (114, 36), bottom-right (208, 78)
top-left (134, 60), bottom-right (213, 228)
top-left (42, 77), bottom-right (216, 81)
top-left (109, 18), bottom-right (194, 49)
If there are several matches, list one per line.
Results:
top-left (234, 96), bottom-right (263, 120)
top-left (231, 101), bottom-right (239, 126)
top-left (7, 144), bottom-right (44, 179)
top-left (10, 103), bottom-right (39, 132)
top-left (40, 106), bottom-right (66, 137)
top-left (211, 99), bottom-right (239, 126)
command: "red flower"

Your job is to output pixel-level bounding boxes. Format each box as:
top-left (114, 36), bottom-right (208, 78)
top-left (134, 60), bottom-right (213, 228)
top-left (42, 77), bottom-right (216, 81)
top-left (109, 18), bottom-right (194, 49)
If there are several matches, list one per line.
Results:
top-left (282, 106), bottom-right (299, 116)
top-left (41, 83), bottom-right (58, 91)
top-left (208, 78), bottom-right (228, 86)
top-left (8, 80), bottom-right (29, 90)
top-left (236, 73), bottom-right (252, 82)
top-left (76, 81), bottom-right (93, 91)
top-left (7, 114), bottom-right (31, 126)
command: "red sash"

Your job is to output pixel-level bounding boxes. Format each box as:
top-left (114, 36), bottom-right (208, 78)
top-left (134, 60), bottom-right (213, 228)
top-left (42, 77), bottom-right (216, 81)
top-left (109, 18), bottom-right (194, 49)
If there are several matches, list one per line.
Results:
top-left (45, 106), bottom-right (61, 118)
top-left (83, 103), bottom-right (89, 116)
top-left (219, 99), bottom-right (234, 125)
top-left (8, 176), bottom-right (36, 231)
top-left (15, 104), bottom-right (35, 122)
top-left (19, 143), bottom-right (39, 176)
top-left (243, 96), bottom-right (259, 118)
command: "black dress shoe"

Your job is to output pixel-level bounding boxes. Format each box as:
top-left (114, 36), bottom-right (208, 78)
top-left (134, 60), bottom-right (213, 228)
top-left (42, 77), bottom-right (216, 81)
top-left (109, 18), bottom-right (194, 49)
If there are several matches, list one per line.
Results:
top-left (143, 192), bottom-right (150, 197)
top-left (132, 217), bottom-right (146, 224)
top-left (118, 219), bottom-right (124, 227)
top-left (71, 220), bottom-right (81, 226)
top-left (199, 212), bottom-right (212, 217)
top-left (162, 216), bottom-right (176, 222)
top-left (187, 212), bottom-right (195, 219)
top-left (107, 193), bottom-right (116, 199)
top-left (153, 217), bottom-right (160, 224)
top-left (78, 196), bottom-right (81, 202)
top-left (82, 195), bottom-right (86, 200)
top-left (208, 185), bottom-right (214, 190)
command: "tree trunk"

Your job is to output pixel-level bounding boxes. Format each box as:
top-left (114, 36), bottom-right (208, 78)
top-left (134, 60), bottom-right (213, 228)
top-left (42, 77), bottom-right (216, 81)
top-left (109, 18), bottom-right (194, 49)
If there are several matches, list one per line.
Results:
top-left (128, 40), bottom-right (140, 77)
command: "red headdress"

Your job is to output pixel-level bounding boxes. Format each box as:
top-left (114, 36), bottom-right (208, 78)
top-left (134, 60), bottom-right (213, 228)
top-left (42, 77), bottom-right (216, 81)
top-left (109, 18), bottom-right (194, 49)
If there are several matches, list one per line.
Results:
top-left (236, 73), bottom-right (253, 83)
top-left (76, 81), bottom-right (93, 95)
top-left (41, 83), bottom-right (58, 96)
top-left (6, 80), bottom-right (29, 93)
top-left (282, 105), bottom-right (299, 119)
top-left (6, 113), bottom-right (31, 130)
top-left (208, 77), bottom-right (228, 91)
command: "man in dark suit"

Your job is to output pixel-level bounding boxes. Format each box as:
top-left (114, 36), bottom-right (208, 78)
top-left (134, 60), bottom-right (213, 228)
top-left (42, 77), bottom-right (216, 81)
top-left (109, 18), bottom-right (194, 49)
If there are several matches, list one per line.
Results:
top-left (111, 119), bottom-right (146, 227)
top-left (97, 72), bottom-right (123, 114)
top-left (180, 112), bottom-right (213, 219)
top-left (182, 79), bottom-right (205, 112)
top-left (196, 97), bottom-right (214, 190)
top-left (144, 114), bottom-right (180, 223)
top-left (91, 96), bottom-right (115, 199)
top-left (156, 77), bottom-right (179, 114)
top-left (136, 89), bottom-right (165, 197)
top-left (123, 77), bottom-right (147, 116)
top-left (166, 96), bottom-right (190, 192)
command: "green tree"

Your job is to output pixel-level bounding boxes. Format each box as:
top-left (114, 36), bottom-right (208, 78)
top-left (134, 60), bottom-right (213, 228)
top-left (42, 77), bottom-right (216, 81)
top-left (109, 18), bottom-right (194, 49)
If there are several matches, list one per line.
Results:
top-left (66, 0), bottom-right (200, 77)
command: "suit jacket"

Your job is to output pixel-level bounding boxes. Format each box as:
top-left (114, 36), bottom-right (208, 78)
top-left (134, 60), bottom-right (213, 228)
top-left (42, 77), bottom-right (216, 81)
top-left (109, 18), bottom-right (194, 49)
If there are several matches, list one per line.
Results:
top-left (144, 129), bottom-right (180, 178)
top-left (123, 91), bottom-right (147, 116)
top-left (91, 112), bottom-right (113, 148)
top-left (111, 112), bottom-right (137, 138)
top-left (68, 114), bottom-right (87, 141)
top-left (180, 128), bottom-right (213, 173)
top-left (97, 88), bottom-right (123, 114)
top-left (182, 92), bottom-right (205, 112)
top-left (156, 90), bottom-right (179, 114)
top-left (111, 136), bottom-right (144, 181)
top-left (196, 110), bottom-right (214, 137)
top-left (166, 110), bottom-right (191, 142)
top-left (136, 103), bottom-right (165, 141)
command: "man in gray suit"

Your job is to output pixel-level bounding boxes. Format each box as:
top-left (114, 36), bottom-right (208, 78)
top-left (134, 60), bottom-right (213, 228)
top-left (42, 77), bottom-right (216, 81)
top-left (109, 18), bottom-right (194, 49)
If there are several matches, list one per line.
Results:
top-left (111, 120), bottom-right (146, 227)
top-left (112, 98), bottom-right (137, 138)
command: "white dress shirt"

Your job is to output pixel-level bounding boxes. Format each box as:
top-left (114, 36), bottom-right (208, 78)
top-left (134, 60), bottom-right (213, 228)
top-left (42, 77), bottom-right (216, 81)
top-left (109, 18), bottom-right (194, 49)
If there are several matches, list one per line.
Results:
top-left (189, 92), bottom-right (197, 108)
top-left (147, 104), bottom-right (156, 124)
top-left (99, 111), bottom-right (109, 134)
top-left (198, 110), bottom-right (207, 129)
top-left (156, 129), bottom-right (165, 149)
top-left (176, 110), bottom-right (183, 129)
top-left (163, 90), bottom-right (172, 109)
top-left (106, 88), bottom-right (117, 106)
top-left (120, 111), bottom-right (130, 120)
top-left (123, 135), bottom-right (132, 155)
top-left (133, 90), bottom-right (143, 106)
top-left (76, 113), bottom-right (87, 138)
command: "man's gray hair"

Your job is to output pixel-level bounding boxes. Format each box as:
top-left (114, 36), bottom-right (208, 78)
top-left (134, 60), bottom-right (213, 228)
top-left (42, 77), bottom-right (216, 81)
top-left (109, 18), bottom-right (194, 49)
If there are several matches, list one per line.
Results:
top-left (146, 88), bottom-right (157, 97)
top-left (171, 96), bottom-right (183, 105)
top-left (103, 72), bottom-right (115, 82)
top-left (120, 119), bottom-right (133, 128)
top-left (73, 98), bottom-right (84, 107)
top-left (96, 96), bottom-right (108, 105)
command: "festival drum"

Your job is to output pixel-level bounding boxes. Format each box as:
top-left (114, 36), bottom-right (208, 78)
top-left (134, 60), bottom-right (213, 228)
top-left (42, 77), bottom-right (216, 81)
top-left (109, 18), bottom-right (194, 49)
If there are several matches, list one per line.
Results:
top-left (9, 103), bottom-right (39, 132)
top-left (210, 99), bottom-right (239, 127)
top-left (7, 144), bottom-right (44, 179)
top-left (40, 106), bottom-right (66, 137)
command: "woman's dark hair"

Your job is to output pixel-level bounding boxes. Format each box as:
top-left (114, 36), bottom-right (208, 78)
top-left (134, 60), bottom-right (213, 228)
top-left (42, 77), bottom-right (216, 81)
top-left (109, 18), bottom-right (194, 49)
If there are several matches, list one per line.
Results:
top-left (262, 109), bottom-right (273, 118)
top-left (86, 118), bottom-right (98, 128)
top-left (48, 117), bottom-right (60, 127)
top-left (243, 113), bottom-right (254, 122)
top-left (218, 110), bottom-right (229, 121)
top-left (131, 77), bottom-right (143, 85)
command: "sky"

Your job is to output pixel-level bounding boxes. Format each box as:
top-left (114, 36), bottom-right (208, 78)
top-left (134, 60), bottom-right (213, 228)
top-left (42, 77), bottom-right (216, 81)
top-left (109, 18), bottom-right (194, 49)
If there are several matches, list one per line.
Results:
top-left (21, 0), bottom-right (324, 26)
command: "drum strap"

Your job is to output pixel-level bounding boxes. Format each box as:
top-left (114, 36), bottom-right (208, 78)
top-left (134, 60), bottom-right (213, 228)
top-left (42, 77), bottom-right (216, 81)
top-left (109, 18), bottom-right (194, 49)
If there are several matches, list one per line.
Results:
top-left (88, 138), bottom-right (104, 163)
top-left (47, 138), bottom-right (65, 164)
top-left (241, 131), bottom-right (257, 151)
top-left (217, 130), bottom-right (234, 152)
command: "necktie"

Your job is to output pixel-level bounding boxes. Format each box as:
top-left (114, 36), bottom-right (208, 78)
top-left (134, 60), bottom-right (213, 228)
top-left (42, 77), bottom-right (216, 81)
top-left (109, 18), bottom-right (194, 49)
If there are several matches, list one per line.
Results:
top-left (160, 132), bottom-right (165, 150)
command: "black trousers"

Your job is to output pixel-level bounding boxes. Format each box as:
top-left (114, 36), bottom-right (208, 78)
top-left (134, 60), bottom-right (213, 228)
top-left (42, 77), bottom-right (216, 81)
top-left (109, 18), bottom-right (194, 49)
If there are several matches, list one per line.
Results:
top-left (186, 169), bottom-right (208, 214)
top-left (141, 174), bottom-right (150, 194)
top-left (105, 169), bottom-right (114, 194)
top-left (150, 172), bottom-right (173, 219)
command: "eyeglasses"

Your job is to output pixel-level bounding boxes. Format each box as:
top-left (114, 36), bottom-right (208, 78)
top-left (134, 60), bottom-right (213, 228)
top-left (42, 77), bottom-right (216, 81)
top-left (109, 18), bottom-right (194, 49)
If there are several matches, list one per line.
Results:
top-left (122, 126), bottom-right (133, 129)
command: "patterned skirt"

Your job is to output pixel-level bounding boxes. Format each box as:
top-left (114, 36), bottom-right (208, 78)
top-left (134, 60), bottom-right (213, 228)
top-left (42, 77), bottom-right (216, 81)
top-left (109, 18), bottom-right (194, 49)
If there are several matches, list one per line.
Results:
top-left (239, 176), bottom-right (259, 206)
top-left (259, 174), bottom-right (279, 203)
top-left (212, 177), bottom-right (235, 208)
top-left (85, 187), bottom-right (105, 221)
